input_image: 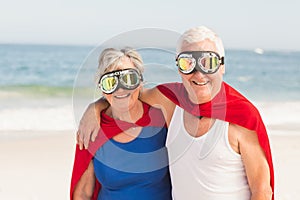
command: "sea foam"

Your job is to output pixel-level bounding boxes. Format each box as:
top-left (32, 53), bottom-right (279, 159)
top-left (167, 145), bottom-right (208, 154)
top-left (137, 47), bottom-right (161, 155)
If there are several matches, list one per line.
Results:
top-left (0, 105), bottom-right (75, 131)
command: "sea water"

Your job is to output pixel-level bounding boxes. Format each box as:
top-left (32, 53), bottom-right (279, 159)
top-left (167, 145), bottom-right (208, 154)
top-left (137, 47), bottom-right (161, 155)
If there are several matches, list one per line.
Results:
top-left (0, 44), bottom-right (299, 132)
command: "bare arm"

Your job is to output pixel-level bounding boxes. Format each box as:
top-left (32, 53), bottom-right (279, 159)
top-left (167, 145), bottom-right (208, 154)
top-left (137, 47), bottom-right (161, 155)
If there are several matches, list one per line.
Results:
top-left (73, 161), bottom-right (96, 200)
top-left (140, 87), bottom-right (175, 127)
top-left (232, 124), bottom-right (272, 200)
top-left (77, 98), bottom-right (109, 149)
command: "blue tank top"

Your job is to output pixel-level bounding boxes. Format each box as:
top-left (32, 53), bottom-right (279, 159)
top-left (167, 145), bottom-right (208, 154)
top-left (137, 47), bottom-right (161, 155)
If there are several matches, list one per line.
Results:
top-left (93, 126), bottom-right (172, 200)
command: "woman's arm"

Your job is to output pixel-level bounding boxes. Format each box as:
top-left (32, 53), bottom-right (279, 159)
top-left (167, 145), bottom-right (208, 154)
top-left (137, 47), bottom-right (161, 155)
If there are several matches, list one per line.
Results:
top-left (73, 161), bottom-right (96, 200)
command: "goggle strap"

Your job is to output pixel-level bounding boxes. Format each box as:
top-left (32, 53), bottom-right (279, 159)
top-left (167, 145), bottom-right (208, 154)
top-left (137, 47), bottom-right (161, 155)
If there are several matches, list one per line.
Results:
top-left (140, 73), bottom-right (144, 82)
top-left (220, 57), bottom-right (225, 65)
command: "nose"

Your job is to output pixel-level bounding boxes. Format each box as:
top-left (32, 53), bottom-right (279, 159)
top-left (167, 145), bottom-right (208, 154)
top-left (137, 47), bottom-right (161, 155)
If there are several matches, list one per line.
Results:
top-left (192, 69), bottom-right (206, 78)
top-left (115, 87), bottom-right (126, 93)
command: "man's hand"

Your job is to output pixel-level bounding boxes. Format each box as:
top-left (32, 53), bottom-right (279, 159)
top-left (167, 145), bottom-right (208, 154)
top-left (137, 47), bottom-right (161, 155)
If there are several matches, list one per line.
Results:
top-left (77, 103), bottom-right (100, 150)
top-left (76, 98), bottom-right (109, 150)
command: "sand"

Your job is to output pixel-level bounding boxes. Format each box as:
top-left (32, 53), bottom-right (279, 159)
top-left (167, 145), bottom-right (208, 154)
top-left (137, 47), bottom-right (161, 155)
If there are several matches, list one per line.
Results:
top-left (0, 131), bottom-right (75, 200)
top-left (0, 129), bottom-right (299, 200)
top-left (270, 134), bottom-right (300, 200)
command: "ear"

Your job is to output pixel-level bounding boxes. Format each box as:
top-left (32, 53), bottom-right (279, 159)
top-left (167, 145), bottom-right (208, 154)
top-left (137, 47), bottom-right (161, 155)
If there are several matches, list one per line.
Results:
top-left (138, 85), bottom-right (143, 98)
top-left (220, 64), bottom-right (225, 74)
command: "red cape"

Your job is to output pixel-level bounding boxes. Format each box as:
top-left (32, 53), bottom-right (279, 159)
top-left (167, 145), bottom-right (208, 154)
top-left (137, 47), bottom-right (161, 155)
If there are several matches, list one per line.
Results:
top-left (157, 82), bottom-right (274, 199)
top-left (70, 102), bottom-right (166, 200)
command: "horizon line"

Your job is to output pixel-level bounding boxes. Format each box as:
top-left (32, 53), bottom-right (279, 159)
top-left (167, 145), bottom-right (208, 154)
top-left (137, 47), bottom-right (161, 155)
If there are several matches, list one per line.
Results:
top-left (0, 42), bottom-right (299, 52)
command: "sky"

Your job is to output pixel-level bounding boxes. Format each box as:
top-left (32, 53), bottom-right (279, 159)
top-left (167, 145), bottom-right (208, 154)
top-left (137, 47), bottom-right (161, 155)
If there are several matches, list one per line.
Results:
top-left (1, 0), bottom-right (299, 51)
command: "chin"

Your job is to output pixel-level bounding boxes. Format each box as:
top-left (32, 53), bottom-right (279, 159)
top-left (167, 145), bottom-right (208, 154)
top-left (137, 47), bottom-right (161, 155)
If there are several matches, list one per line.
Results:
top-left (186, 89), bottom-right (212, 104)
top-left (190, 96), bottom-right (211, 104)
top-left (114, 105), bottom-right (131, 112)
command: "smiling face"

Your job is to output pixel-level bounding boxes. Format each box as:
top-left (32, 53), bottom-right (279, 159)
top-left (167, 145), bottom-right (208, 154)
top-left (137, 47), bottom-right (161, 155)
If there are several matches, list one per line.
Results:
top-left (103, 56), bottom-right (142, 112)
top-left (179, 39), bottom-right (225, 104)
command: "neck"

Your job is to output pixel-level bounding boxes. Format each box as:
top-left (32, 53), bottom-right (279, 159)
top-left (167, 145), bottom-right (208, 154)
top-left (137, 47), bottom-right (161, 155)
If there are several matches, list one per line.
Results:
top-left (110, 101), bottom-right (143, 123)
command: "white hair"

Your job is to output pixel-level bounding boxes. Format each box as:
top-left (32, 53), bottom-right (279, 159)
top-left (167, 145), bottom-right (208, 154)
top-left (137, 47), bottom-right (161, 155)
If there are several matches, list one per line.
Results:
top-left (95, 47), bottom-right (144, 83)
top-left (177, 26), bottom-right (225, 57)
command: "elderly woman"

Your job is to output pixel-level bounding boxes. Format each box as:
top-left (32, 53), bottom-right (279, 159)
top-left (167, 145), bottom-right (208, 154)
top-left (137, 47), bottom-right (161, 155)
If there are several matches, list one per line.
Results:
top-left (71, 48), bottom-right (172, 200)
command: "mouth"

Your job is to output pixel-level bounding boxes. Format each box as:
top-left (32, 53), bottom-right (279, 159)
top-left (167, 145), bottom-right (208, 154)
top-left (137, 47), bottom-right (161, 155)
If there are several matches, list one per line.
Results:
top-left (192, 80), bottom-right (209, 86)
top-left (114, 93), bottom-right (130, 99)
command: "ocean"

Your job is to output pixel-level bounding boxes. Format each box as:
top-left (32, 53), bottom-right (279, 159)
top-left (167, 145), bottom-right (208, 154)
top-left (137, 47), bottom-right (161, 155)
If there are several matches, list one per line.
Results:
top-left (1, 44), bottom-right (299, 132)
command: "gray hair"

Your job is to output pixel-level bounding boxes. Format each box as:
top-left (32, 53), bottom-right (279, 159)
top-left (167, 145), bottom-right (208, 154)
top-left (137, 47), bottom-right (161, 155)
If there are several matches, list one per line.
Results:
top-left (177, 26), bottom-right (225, 57)
top-left (95, 47), bottom-right (144, 83)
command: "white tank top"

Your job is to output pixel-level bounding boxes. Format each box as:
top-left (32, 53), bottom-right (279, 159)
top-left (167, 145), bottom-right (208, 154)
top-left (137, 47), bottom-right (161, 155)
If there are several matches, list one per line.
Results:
top-left (166, 106), bottom-right (251, 200)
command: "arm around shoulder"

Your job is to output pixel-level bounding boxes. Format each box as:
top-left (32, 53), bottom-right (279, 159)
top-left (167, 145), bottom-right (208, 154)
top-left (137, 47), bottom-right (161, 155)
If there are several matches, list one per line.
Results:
top-left (140, 87), bottom-right (175, 127)
top-left (77, 97), bottom-right (109, 149)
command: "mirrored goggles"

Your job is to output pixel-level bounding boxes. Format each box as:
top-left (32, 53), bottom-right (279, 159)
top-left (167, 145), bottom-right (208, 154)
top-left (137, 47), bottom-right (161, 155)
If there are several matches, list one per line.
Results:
top-left (99, 68), bottom-right (143, 94)
top-left (176, 51), bottom-right (224, 74)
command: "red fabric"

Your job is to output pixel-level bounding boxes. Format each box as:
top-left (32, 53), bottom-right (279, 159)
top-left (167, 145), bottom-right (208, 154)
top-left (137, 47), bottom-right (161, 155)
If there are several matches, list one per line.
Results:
top-left (70, 102), bottom-right (166, 199)
top-left (157, 82), bottom-right (274, 200)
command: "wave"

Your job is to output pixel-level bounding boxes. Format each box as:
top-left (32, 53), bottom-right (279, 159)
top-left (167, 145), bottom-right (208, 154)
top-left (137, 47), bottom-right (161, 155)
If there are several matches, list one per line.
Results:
top-left (0, 85), bottom-right (73, 97)
top-left (0, 84), bottom-right (100, 132)
top-left (0, 105), bottom-right (76, 131)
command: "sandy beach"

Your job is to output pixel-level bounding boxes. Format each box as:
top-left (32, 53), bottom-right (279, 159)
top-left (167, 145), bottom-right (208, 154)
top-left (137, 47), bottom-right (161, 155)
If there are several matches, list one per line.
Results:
top-left (0, 102), bottom-right (299, 200)
top-left (271, 134), bottom-right (300, 200)
top-left (0, 130), bottom-right (299, 199)
top-left (0, 131), bottom-right (75, 200)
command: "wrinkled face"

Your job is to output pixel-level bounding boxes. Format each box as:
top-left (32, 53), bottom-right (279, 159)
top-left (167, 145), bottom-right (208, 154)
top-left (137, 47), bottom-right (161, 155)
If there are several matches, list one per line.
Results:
top-left (103, 57), bottom-right (142, 112)
top-left (178, 40), bottom-right (225, 104)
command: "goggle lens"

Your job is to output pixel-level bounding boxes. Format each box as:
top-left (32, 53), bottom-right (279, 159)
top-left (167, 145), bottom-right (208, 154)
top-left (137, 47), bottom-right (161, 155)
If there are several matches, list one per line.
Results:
top-left (120, 72), bottom-right (139, 88)
top-left (199, 55), bottom-right (220, 73)
top-left (101, 77), bottom-right (117, 93)
top-left (178, 57), bottom-right (195, 73)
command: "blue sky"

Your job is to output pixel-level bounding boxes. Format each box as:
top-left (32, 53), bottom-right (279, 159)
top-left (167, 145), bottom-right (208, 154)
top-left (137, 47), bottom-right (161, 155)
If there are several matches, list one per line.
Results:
top-left (1, 0), bottom-right (299, 50)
